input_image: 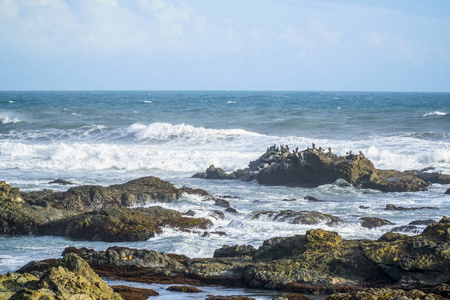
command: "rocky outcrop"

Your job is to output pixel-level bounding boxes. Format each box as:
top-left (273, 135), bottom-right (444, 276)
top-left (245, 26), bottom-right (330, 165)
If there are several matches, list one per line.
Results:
top-left (1, 178), bottom-right (210, 240)
top-left (324, 288), bottom-right (445, 300)
top-left (38, 206), bottom-right (212, 242)
top-left (249, 210), bottom-right (339, 226)
top-left (1, 253), bottom-right (122, 300)
top-left (39, 176), bottom-right (201, 211)
top-left (385, 204), bottom-right (439, 211)
top-left (54, 217), bottom-right (450, 294)
top-left (446, 187), bottom-right (450, 195)
top-left (193, 146), bottom-right (441, 192)
top-left (360, 217), bottom-right (394, 228)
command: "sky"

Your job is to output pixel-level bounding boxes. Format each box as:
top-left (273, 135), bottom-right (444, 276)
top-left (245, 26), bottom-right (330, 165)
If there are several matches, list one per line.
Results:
top-left (1, 0), bottom-right (450, 92)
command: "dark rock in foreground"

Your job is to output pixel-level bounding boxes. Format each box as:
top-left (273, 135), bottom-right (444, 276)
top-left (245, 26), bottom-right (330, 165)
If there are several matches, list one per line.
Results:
top-left (446, 187), bottom-right (450, 194)
top-left (1, 252), bottom-right (122, 299)
top-left (112, 285), bottom-right (159, 299)
top-left (193, 147), bottom-right (447, 192)
top-left (56, 217), bottom-right (450, 296)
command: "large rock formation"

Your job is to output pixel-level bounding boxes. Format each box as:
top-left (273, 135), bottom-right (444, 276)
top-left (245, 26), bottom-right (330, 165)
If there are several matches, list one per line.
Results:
top-left (38, 206), bottom-right (212, 242)
top-left (193, 146), bottom-right (443, 192)
top-left (53, 217), bottom-right (450, 297)
top-left (1, 253), bottom-right (122, 299)
top-left (0, 178), bottom-right (211, 241)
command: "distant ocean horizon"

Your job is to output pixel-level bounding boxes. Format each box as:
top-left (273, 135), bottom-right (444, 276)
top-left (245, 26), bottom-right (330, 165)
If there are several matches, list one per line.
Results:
top-left (1, 90), bottom-right (449, 281)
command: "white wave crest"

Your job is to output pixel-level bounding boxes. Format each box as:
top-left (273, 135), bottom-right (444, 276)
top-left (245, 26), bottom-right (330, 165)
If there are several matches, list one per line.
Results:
top-left (127, 122), bottom-right (263, 141)
top-left (423, 111), bottom-right (447, 117)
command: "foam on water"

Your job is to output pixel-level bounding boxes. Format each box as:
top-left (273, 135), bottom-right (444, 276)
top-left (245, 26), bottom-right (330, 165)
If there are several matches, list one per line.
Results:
top-left (423, 111), bottom-right (447, 117)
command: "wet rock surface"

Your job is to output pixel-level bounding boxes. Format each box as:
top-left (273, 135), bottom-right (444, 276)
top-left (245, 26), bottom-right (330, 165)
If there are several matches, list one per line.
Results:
top-left (249, 210), bottom-right (339, 226)
top-left (0, 178), bottom-right (210, 241)
top-left (45, 218), bottom-right (450, 297)
top-left (193, 147), bottom-right (445, 192)
top-left (1, 253), bottom-right (122, 300)
top-left (38, 206), bottom-right (212, 242)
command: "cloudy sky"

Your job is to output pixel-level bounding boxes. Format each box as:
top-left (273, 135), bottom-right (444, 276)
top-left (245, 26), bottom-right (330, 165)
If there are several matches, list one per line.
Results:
top-left (1, 0), bottom-right (449, 91)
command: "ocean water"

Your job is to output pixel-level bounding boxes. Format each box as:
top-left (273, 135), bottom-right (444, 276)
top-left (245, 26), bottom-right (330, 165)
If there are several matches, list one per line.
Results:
top-left (0, 91), bottom-right (449, 279)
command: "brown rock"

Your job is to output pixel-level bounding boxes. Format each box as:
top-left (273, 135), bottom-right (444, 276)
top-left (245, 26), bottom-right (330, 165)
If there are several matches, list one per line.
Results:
top-left (167, 285), bottom-right (203, 293)
top-left (112, 285), bottom-right (159, 299)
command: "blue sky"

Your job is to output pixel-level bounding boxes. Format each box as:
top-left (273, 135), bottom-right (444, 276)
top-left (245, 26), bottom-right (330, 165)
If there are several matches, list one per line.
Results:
top-left (1, 0), bottom-right (449, 91)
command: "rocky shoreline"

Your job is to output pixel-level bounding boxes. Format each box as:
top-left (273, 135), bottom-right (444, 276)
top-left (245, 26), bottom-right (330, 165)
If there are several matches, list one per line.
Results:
top-left (3, 219), bottom-right (450, 299)
top-left (1, 146), bottom-right (450, 299)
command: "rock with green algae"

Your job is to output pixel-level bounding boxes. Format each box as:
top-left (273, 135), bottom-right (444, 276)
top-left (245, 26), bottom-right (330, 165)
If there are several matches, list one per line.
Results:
top-left (324, 288), bottom-right (446, 300)
top-left (0, 253), bottom-right (122, 300)
top-left (38, 206), bottom-right (213, 242)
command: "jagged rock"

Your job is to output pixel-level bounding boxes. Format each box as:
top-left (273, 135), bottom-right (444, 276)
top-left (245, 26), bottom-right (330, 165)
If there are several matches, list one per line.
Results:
top-left (416, 172), bottom-right (450, 184)
top-left (360, 217), bottom-right (394, 228)
top-left (30, 218), bottom-right (450, 294)
top-left (48, 179), bottom-right (73, 185)
top-left (303, 196), bottom-right (324, 202)
top-left (112, 285), bottom-right (159, 299)
top-left (38, 206), bottom-right (212, 242)
top-left (446, 188), bottom-right (450, 195)
top-left (391, 225), bottom-right (421, 234)
top-left (209, 210), bottom-right (225, 220)
top-left (184, 209), bottom-right (196, 216)
top-left (207, 296), bottom-right (256, 300)
top-left (409, 219), bottom-right (437, 226)
top-left (0, 181), bottom-right (21, 201)
top-left (325, 288), bottom-right (444, 300)
top-left (1, 253), bottom-right (122, 300)
top-left (63, 246), bottom-right (183, 269)
top-left (43, 176), bottom-right (188, 211)
top-left (214, 198), bottom-right (231, 208)
top-left (249, 210), bottom-right (338, 226)
top-left (225, 207), bottom-right (239, 213)
top-left (386, 204), bottom-right (439, 211)
top-left (214, 245), bottom-right (257, 258)
top-left (167, 285), bottom-right (203, 293)
top-left (193, 147), bottom-right (437, 192)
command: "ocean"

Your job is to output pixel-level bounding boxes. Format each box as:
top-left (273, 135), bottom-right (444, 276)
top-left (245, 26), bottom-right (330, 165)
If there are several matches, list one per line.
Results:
top-left (0, 91), bottom-right (449, 295)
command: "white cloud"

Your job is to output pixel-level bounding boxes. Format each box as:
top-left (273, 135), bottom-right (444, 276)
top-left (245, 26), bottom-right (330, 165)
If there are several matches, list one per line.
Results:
top-left (0, 0), bottom-right (349, 60)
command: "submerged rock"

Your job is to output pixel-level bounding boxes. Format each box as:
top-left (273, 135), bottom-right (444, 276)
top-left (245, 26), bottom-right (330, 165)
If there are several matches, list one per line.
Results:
top-left (167, 285), bottom-right (203, 293)
top-left (360, 217), bottom-right (394, 228)
top-left (249, 210), bottom-right (338, 226)
top-left (214, 245), bottom-right (257, 258)
top-left (386, 204), bottom-right (439, 211)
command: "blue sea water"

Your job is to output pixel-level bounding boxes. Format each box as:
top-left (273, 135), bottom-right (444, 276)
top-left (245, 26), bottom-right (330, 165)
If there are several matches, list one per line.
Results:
top-left (0, 91), bottom-right (449, 296)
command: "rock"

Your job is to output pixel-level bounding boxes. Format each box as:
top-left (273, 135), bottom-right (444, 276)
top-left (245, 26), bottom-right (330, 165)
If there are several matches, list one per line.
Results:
top-left (409, 219), bottom-right (437, 226)
top-left (193, 147), bottom-right (440, 192)
top-left (274, 294), bottom-right (312, 300)
top-left (359, 205), bottom-right (369, 209)
top-left (207, 296), bottom-right (256, 300)
top-left (48, 179), bottom-right (73, 185)
top-left (225, 207), bottom-right (239, 213)
top-left (360, 217), bottom-right (394, 228)
top-left (416, 172), bottom-right (450, 184)
top-left (303, 195), bottom-right (324, 202)
top-left (208, 297), bottom-right (257, 300)
top-left (33, 218), bottom-right (450, 295)
top-left (446, 188), bottom-right (450, 195)
top-left (38, 176), bottom-right (204, 211)
top-left (214, 245), bottom-right (257, 258)
top-left (0, 181), bottom-right (21, 201)
top-left (391, 225), bottom-right (421, 234)
top-left (63, 246), bottom-right (183, 269)
top-left (214, 198), bottom-right (231, 208)
top-left (249, 210), bottom-right (338, 226)
top-left (184, 209), bottom-right (196, 216)
top-left (1, 253), bottom-right (122, 300)
top-left (38, 206), bottom-right (212, 242)
top-left (112, 285), bottom-right (159, 299)
top-left (325, 288), bottom-right (443, 300)
top-left (167, 285), bottom-right (203, 293)
top-left (209, 210), bottom-right (225, 220)
top-left (386, 204), bottom-right (439, 211)
top-left (283, 198), bottom-right (296, 202)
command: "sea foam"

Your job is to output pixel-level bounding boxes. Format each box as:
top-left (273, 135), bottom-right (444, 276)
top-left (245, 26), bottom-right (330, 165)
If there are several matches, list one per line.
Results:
top-left (423, 111), bottom-right (447, 117)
